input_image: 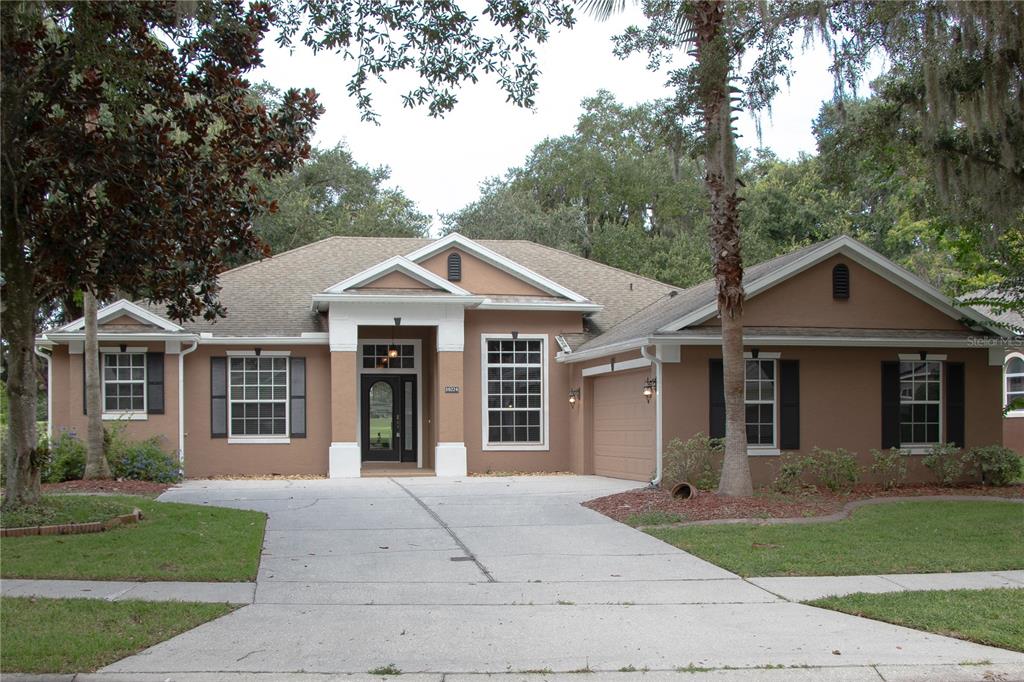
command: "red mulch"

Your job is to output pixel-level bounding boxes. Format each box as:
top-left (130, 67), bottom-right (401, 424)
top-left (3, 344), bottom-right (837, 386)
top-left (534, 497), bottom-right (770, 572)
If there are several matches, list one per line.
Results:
top-left (583, 483), bottom-right (1024, 524)
top-left (41, 480), bottom-right (173, 496)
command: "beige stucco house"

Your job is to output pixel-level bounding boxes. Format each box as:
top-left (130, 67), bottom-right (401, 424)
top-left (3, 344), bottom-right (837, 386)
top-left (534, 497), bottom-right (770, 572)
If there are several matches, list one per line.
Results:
top-left (36, 233), bottom-right (1019, 484)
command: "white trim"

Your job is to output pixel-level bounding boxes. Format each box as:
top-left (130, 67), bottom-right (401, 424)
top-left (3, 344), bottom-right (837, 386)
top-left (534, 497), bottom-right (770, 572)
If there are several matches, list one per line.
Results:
top-left (640, 346), bottom-right (664, 486)
top-left (102, 412), bottom-right (148, 421)
top-left (405, 233), bottom-right (590, 303)
top-left (45, 332), bottom-right (197, 343)
top-left (744, 351), bottom-right (781, 359)
top-left (228, 437), bottom-right (291, 445)
top-left (435, 442), bottom-right (468, 477)
top-left (581, 357), bottom-right (652, 377)
top-left (178, 341), bottom-right (199, 468)
top-left (555, 336), bottom-right (573, 353)
top-left (748, 447), bottom-right (781, 457)
top-left (225, 349), bottom-right (291, 356)
top-left (198, 334), bottom-right (328, 345)
top-left (314, 293), bottom-right (485, 308)
top-left (1004, 352), bottom-right (1024, 418)
top-left (898, 353), bottom-right (947, 361)
top-left (100, 346), bottom-right (147, 353)
top-left (476, 299), bottom-right (603, 312)
top-left (357, 338), bottom-right (423, 468)
top-left (34, 346), bottom-right (53, 441)
top-left (59, 299), bottom-right (183, 332)
top-left (480, 333), bottom-right (550, 452)
top-left (656, 237), bottom-right (1011, 336)
top-left (329, 442), bottom-right (361, 478)
top-left (324, 255), bottom-right (472, 295)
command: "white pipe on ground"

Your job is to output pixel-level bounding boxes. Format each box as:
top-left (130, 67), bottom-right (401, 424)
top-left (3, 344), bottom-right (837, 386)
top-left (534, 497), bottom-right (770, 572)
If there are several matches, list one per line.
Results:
top-left (641, 345), bottom-right (664, 488)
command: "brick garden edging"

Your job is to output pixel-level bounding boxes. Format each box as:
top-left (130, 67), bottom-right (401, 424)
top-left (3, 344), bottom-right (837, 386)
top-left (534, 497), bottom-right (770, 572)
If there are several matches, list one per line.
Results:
top-left (640, 495), bottom-right (1024, 529)
top-left (0, 508), bottom-right (143, 538)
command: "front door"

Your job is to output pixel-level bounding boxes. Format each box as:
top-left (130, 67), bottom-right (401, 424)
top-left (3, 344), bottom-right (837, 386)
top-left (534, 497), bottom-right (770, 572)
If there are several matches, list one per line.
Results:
top-left (361, 374), bottom-right (417, 463)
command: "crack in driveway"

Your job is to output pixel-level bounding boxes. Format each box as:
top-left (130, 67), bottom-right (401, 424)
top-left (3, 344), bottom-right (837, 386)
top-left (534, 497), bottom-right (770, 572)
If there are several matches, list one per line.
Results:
top-left (391, 478), bottom-right (496, 583)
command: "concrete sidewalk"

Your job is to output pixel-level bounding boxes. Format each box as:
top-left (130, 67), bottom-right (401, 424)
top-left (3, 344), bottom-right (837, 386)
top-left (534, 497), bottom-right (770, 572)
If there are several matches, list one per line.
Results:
top-left (0, 579), bottom-right (254, 604)
top-left (749, 569), bottom-right (1024, 602)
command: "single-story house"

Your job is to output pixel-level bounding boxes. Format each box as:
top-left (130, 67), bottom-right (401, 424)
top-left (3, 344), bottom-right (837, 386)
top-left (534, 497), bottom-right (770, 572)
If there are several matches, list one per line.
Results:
top-left (36, 233), bottom-right (1020, 484)
top-left (982, 306), bottom-right (1024, 454)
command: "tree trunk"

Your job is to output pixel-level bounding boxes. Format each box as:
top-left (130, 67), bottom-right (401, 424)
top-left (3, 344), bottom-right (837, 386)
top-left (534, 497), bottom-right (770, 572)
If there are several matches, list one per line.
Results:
top-left (692, 0), bottom-right (753, 497)
top-left (83, 291), bottom-right (112, 479)
top-left (1, 258), bottom-right (42, 509)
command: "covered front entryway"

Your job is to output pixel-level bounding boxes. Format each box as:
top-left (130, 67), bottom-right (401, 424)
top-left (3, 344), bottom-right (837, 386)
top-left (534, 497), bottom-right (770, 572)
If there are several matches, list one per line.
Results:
top-left (590, 368), bottom-right (656, 481)
top-left (361, 373), bottom-right (417, 463)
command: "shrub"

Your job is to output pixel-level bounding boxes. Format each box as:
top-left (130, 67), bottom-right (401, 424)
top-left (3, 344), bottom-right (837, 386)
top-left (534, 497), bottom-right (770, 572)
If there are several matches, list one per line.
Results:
top-left (661, 434), bottom-right (723, 491)
top-left (922, 442), bottom-right (964, 486)
top-left (809, 447), bottom-right (860, 493)
top-left (772, 454), bottom-right (814, 494)
top-left (963, 445), bottom-right (1023, 487)
top-left (870, 448), bottom-right (909, 490)
top-left (106, 429), bottom-right (181, 483)
top-left (43, 431), bottom-right (86, 483)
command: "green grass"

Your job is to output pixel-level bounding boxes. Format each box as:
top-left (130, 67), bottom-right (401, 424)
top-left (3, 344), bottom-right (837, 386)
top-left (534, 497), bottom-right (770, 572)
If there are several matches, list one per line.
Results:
top-left (624, 510), bottom-right (683, 527)
top-left (0, 596), bottom-right (235, 673)
top-left (1, 495), bottom-right (138, 529)
top-left (646, 501), bottom-right (1024, 577)
top-left (368, 416), bottom-right (392, 448)
top-left (1, 495), bottom-right (266, 581)
top-left (809, 588), bottom-right (1024, 652)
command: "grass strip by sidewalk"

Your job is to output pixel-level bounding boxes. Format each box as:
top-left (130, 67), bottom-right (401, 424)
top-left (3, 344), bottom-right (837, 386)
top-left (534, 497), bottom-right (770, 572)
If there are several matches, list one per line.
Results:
top-left (1, 495), bottom-right (266, 582)
top-left (1, 495), bottom-right (138, 529)
top-left (646, 500), bottom-right (1024, 576)
top-left (808, 588), bottom-right (1024, 653)
top-left (0, 596), bottom-right (236, 673)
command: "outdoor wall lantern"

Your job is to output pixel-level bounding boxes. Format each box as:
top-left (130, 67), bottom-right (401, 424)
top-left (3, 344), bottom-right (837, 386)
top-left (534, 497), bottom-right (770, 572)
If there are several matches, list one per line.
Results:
top-left (568, 387), bottom-right (581, 408)
top-left (388, 318), bottom-right (402, 359)
top-left (642, 376), bottom-right (657, 403)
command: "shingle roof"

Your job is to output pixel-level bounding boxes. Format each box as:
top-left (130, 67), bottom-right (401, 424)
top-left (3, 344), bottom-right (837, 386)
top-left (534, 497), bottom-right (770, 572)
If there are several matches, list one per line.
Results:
top-left (146, 236), bottom-right (677, 338)
top-left (572, 238), bottom-right (838, 353)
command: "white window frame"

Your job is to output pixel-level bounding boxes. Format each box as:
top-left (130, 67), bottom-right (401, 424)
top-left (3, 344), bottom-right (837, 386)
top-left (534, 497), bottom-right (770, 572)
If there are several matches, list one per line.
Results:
top-left (897, 357), bottom-right (943, 452)
top-left (226, 350), bottom-right (290, 444)
top-left (100, 348), bottom-right (147, 421)
top-left (481, 333), bottom-right (549, 452)
top-left (1005, 352), bottom-right (1024, 418)
top-left (743, 355), bottom-right (779, 456)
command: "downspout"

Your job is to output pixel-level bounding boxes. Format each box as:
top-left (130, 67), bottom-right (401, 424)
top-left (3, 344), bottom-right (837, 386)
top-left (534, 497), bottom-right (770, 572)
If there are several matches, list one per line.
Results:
top-left (178, 341), bottom-right (199, 470)
top-left (641, 344), bottom-right (663, 488)
top-left (34, 345), bottom-right (53, 441)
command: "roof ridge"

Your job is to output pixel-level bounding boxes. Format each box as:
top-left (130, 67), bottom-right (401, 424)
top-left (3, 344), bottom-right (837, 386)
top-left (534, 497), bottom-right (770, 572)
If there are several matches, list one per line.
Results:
top-left (497, 240), bottom-right (681, 291)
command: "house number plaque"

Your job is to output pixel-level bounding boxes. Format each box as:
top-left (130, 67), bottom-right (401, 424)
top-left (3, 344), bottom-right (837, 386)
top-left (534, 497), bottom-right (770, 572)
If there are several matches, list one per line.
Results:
top-left (444, 386), bottom-right (460, 394)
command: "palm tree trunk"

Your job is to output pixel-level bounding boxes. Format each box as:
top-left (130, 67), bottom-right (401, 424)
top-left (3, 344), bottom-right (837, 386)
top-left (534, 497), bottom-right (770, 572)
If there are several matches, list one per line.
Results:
top-left (83, 290), bottom-right (112, 480)
top-left (691, 0), bottom-right (752, 497)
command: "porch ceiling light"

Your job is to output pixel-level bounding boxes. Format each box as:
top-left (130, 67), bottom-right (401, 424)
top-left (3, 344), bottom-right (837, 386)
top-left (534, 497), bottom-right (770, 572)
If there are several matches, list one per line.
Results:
top-left (568, 387), bottom-right (580, 408)
top-left (642, 376), bottom-right (657, 403)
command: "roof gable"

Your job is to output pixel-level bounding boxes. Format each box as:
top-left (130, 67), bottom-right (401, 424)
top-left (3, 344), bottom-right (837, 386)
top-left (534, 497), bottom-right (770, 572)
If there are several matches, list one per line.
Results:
top-left (405, 233), bottom-right (589, 302)
top-left (60, 299), bottom-right (183, 333)
top-left (419, 247), bottom-right (555, 298)
top-left (324, 255), bottom-right (471, 296)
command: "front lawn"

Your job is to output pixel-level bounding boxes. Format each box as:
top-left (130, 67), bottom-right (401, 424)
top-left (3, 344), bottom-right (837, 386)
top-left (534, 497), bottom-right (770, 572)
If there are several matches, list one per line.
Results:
top-left (646, 500), bottom-right (1024, 576)
top-left (809, 588), bottom-right (1024, 652)
top-left (1, 495), bottom-right (138, 529)
top-left (0, 597), bottom-right (235, 673)
top-left (1, 495), bottom-right (266, 581)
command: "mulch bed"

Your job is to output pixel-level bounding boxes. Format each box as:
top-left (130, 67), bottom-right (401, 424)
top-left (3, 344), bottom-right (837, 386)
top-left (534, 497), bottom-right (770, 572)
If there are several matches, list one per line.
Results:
top-left (583, 483), bottom-right (1024, 525)
top-left (41, 480), bottom-right (173, 496)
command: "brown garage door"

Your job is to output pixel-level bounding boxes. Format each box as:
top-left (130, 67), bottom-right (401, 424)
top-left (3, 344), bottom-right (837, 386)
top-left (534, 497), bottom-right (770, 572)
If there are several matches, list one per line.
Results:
top-left (591, 369), bottom-right (656, 481)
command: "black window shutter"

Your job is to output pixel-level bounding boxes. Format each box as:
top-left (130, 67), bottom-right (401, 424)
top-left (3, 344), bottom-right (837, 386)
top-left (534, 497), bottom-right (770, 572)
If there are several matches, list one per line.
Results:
top-left (946, 362), bottom-right (965, 448)
top-left (779, 359), bottom-right (800, 450)
top-left (881, 361), bottom-right (901, 449)
top-left (146, 352), bottom-right (165, 414)
top-left (290, 357), bottom-right (307, 438)
top-left (211, 357), bottom-right (228, 438)
top-left (709, 358), bottom-right (725, 439)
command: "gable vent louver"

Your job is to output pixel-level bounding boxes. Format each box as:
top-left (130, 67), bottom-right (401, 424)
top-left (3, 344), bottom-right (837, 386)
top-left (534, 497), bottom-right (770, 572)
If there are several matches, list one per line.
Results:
top-left (832, 263), bottom-right (850, 300)
top-left (447, 252), bottom-right (462, 281)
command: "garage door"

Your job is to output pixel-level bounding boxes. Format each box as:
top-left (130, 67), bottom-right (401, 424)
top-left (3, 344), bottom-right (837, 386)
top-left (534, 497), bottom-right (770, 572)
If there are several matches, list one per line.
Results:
top-left (591, 369), bottom-right (656, 481)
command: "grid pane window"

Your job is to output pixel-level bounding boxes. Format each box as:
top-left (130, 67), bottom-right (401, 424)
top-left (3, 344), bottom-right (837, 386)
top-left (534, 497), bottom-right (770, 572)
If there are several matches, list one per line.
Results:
top-left (362, 343), bottom-right (415, 369)
top-left (899, 360), bottom-right (941, 445)
top-left (1007, 356), bottom-right (1024, 412)
top-left (486, 339), bottom-right (543, 444)
top-left (103, 353), bottom-right (146, 412)
top-left (229, 356), bottom-right (288, 436)
top-left (744, 359), bottom-right (775, 446)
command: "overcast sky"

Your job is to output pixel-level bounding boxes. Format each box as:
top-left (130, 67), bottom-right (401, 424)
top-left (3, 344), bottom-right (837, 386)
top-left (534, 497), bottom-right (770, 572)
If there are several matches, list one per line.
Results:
top-left (254, 8), bottom-right (848, 232)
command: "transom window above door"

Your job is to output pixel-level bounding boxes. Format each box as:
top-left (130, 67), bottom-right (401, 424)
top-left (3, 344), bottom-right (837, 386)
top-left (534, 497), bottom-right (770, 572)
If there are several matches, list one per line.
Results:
top-left (362, 343), bottom-right (415, 369)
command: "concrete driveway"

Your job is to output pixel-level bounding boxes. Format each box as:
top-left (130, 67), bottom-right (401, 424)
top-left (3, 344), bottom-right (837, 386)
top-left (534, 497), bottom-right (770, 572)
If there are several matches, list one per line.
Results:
top-left (103, 475), bottom-right (1024, 677)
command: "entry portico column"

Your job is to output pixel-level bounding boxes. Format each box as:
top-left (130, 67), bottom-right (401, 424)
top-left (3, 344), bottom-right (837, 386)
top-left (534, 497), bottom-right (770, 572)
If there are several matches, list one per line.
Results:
top-left (435, 319), bottom-right (468, 476)
top-left (328, 310), bottom-right (360, 478)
